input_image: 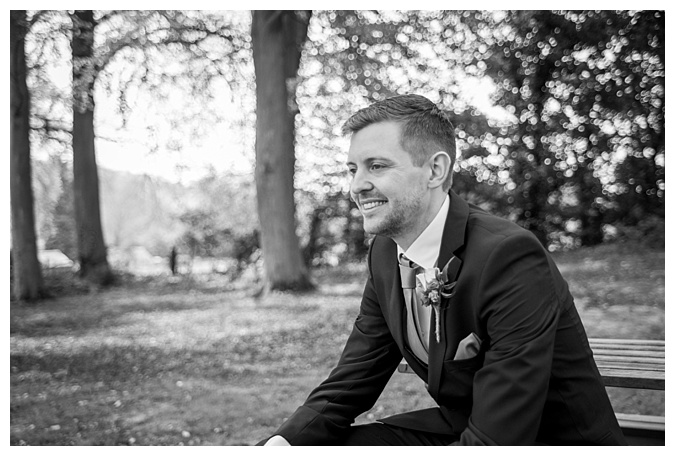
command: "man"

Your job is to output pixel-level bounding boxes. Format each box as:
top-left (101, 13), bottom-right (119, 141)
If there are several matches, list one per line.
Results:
top-left (261, 95), bottom-right (626, 445)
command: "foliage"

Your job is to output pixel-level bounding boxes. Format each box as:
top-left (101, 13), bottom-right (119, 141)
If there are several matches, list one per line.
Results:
top-left (94, 11), bottom-right (253, 156)
top-left (98, 169), bottom-right (184, 255)
top-left (606, 215), bottom-right (665, 250)
top-left (294, 10), bottom-right (665, 252)
top-left (26, 10), bottom-right (252, 152)
top-left (44, 163), bottom-right (77, 260)
top-left (31, 156), bottom-right (66, 251)
top-left (176, 172), bottom-right (258, 260)
top-left (475, 11), bottom-right (665, 247)
top-left (178, 209), bottom-right (232, 258)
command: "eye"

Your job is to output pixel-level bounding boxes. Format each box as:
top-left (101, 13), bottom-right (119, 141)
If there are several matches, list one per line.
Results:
top-left (347, 166), bottom-right (357, 176)
top-left (370, 162), bottom-right (385, 171)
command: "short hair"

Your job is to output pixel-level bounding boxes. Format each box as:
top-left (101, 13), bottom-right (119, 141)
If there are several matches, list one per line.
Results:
top-left (342, 94), bottom-right (456, 190)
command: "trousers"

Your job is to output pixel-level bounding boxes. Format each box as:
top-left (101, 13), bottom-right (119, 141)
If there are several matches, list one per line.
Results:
top-left (256, 423), bottom-right (457, 446)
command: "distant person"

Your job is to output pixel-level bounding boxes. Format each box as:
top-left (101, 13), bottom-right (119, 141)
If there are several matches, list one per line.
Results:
top-left (169, 246), bottom-right (178, 275)
top-left (259, 95), bottom-right (626, 445)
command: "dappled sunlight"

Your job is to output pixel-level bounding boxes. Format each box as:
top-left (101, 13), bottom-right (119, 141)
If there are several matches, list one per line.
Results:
top-left (553, 242), bottom-right (665, 311)
top-left (579, 305), bottom-right (665, 340)
top-left (556, 258), bottom-right (610, 274)
top-left (318, 282), bottom-right (364, 297)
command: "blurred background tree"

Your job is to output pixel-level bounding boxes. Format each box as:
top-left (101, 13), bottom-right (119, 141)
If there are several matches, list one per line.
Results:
top-left (252, 10), bottom-right (313, 292)
top-left (71, 10), bottom-right (113, 284)
top-left (10, 10), bottom-right (45, 300)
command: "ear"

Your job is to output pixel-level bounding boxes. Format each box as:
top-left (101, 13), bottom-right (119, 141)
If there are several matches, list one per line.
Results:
top-left (427, 151), bottom-right (452, 189)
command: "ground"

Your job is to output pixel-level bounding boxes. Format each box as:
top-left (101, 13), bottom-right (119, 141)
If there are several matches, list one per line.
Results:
top-left (9, 240), bottom-right (665, 445)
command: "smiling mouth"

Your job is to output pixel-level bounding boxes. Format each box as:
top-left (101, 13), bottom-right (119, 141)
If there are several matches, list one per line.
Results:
top-left (361, 201), bottom-right (387, 211)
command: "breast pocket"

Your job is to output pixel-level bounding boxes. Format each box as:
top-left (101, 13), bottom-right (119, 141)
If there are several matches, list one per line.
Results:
top-left (440, 352), bottom-right (485, 401)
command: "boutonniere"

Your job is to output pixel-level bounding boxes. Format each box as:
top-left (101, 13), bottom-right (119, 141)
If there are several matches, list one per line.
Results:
top-left (415, 260), bottom-right (459, 343)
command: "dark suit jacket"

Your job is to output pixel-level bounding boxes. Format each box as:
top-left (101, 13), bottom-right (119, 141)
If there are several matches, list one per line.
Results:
top-left (274, 191), bottom-right (626, 445)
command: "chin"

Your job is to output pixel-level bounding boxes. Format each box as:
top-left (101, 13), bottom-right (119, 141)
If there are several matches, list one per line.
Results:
top-left (362, 219), bottom-right (383, 236)
top-left (362, 222), bottom-right (378, 236)
top-left (363, 218), bottom-right (399, 239)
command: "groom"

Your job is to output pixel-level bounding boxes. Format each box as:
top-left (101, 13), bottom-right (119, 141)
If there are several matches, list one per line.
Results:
top-left (261, 95), bottom-right (626, 445)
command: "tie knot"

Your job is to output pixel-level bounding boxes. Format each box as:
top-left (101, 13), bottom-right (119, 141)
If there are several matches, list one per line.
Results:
top-left (399, 253), bottom-right (417, 269)
top-left (399, 254), bottom-right (420, 289)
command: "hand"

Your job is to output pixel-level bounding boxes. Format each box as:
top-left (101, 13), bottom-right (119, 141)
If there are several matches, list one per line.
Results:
top-left (264, 435), bottom-right (290, 446)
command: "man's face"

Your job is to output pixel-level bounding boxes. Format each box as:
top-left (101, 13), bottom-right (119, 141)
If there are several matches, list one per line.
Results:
top-left (347, 121), bottom-right (432, 244)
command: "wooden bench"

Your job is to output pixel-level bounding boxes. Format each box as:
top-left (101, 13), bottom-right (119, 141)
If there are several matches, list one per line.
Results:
top-left (398, 338), bottom-right (665, 445)
top-left (590, 338), bottom-right (665, 445)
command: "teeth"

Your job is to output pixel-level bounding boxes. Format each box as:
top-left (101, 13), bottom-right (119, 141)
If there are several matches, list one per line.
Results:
top-left (362, 201), bottom-right (385, 210)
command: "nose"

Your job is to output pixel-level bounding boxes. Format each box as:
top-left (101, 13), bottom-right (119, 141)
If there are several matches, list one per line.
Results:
top-left (350, 168), bottom-right (373, 199)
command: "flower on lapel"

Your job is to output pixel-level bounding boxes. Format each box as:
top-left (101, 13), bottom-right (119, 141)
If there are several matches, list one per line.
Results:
top-left (416, 269), bottom-right (442, 306)
top-left (415, 261), bottom-right (459, 343)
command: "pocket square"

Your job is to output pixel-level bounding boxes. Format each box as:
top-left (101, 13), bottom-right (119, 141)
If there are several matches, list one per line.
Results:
top-left (454, 332), bottom-right (482, 360)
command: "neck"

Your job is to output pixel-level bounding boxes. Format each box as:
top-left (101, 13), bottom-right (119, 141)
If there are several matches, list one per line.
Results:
top-left (394, 190), bottom-right (447, 251)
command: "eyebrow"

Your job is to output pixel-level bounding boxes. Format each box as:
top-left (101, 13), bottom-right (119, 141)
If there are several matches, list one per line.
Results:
top-left (346, 157), bottom-right (396, 167)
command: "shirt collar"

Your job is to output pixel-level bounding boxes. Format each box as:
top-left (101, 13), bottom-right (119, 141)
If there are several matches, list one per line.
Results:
top-left (396, 195), bottom-right (450, 269)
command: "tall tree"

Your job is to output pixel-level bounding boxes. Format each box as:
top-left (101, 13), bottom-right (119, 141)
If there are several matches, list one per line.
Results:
top-left (251, 10), bottom-right (313, 291)
top-left (603, 11), bottom-right (665, 225)
top-left (10, 10), bottom-right (45, 300)
top-left (71, 10), bottom-right (113, 283)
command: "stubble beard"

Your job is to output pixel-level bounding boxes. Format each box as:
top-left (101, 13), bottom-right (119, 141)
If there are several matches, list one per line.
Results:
top-left (363, 186), bottom-right (427, 240)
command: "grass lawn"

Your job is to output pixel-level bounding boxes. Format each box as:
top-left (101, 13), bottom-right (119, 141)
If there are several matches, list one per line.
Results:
top-left (10, 241), bottom-right (664, 445)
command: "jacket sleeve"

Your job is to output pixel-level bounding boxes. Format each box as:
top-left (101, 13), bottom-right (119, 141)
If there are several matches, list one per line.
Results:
top-left (456, 231), bottom-right (561, 445)
top-left (274, 246), bottom-right (402, 445)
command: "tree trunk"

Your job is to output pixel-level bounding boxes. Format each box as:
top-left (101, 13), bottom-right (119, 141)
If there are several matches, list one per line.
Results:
top-left (10, 10), bottom-right (45, 301)
top-left (303, 206), bottom-right (325, 265)
top-left (71, 10), bottom-right (113, 284)
top-left (346, 198), bottom-right (369, 260)
top-left (251, 11), bottom-right (313, 292)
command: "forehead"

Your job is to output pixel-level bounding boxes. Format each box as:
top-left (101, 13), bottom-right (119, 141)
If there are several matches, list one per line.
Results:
top-left (347, 121), bottom-right (409, 162)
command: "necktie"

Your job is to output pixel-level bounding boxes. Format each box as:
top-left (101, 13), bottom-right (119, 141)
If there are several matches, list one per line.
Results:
top-left (399, 254), bottom-right (431, 364)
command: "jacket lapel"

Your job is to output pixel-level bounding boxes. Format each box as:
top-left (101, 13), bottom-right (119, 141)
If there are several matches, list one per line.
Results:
top-left (427, 190), bottom-right (470, 398)
top-left (379, 238), bottom-right (430, 382)
top-left (387, 261), bottom-right (406, 350)
top-left (437, 190), bottom-right (469, 274)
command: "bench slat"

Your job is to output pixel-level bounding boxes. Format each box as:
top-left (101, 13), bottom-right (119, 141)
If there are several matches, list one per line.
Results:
top-left (590, 343), bottom-right (665, 351)
top-left (615, 413), bottom-right (665, 428)
top-left (591, 342), bottom-right (665, 349)
top-left (615, 413), bottom-right (665, 446)
top-left (591, 348), bottom-right (664, 359)
top-left (596, 362), bottom-right (663, 372)
top-left (594, 357), bottom-right (665, 368)
top-left (589, 338), bottom-right (665, 347)
top-left (600, 374), bottom-right (665, 390)
top-left (593, 352), bottom-right (665, 361)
